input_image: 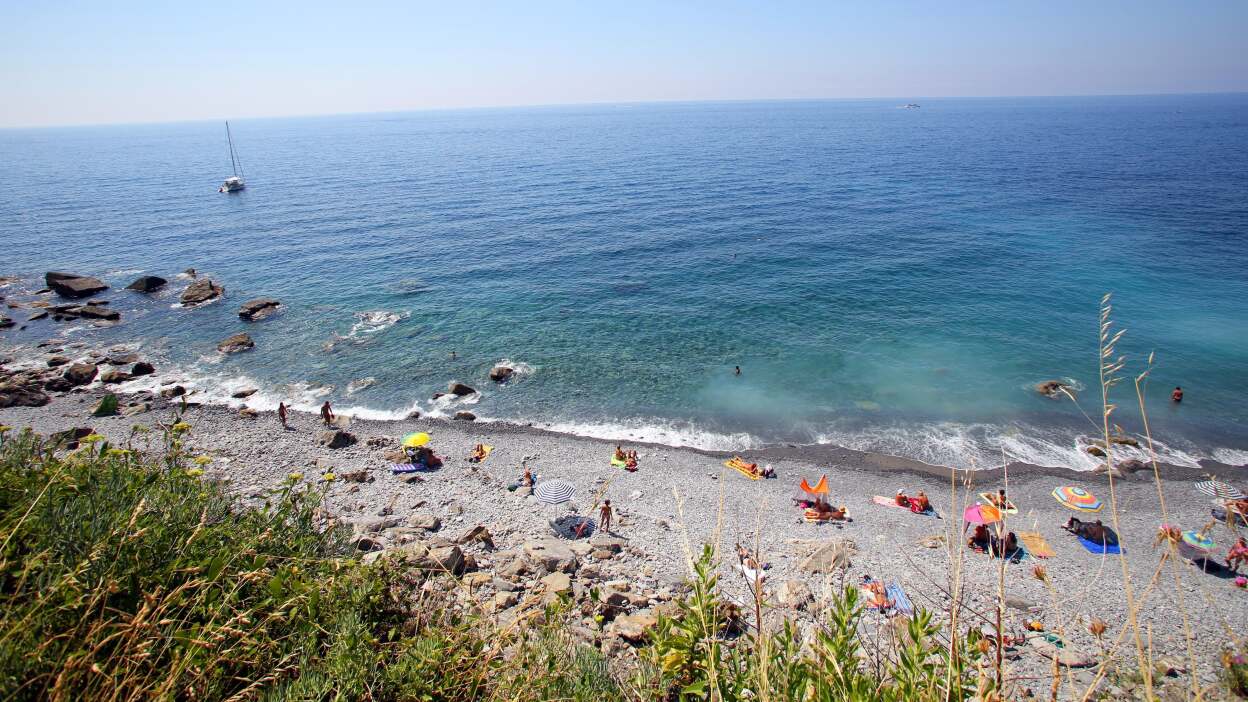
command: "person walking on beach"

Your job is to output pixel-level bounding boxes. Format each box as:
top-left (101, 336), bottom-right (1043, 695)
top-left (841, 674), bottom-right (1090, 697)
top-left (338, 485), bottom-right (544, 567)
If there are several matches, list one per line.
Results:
top-left (1172, 386), bottom-right (1183, 403)
top-left (320, 401), bottom-right (335, 426)
top-left (599, 500), bottom-right (613, 534)
top-left (278, 402), bottom-right (288, 429)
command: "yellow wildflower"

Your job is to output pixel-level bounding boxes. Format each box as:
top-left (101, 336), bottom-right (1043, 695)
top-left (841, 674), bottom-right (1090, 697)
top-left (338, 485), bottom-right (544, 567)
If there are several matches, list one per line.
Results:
top-left (287, 472), bottom-right (304, 482)
top-left (193, 455), bottom-right (213, 465)
top-left (322, 473), bottom-right (336, 482)
top-left (81, 433), bottom-right (106, 444)
top-left (185, 468), bottom-right (205, 477)
top-left (172, 422), bottom-right (192, 433)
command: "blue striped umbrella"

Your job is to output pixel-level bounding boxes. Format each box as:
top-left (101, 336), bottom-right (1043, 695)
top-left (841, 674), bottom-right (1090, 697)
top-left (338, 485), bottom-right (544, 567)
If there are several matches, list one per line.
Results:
top-left (535, 479), bottom-right (575, 505)
top-left (1195, 481), bottom-right (1244, 501)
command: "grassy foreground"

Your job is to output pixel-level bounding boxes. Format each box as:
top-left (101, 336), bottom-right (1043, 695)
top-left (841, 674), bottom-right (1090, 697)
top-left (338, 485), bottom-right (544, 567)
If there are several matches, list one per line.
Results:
top-left (0, 419), bottom-right (1242, 701)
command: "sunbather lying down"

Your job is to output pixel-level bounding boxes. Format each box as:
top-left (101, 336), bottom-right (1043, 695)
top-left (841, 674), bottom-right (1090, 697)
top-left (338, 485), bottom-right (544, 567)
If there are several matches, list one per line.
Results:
top-left (1063, 517), bottom-right (1118, 546)
top-left (894, 490), bottom-right (931, 513)
top-left (808, 501), bottom-right (849, 521)
top-left (859, 575), bottom-right (891, 610)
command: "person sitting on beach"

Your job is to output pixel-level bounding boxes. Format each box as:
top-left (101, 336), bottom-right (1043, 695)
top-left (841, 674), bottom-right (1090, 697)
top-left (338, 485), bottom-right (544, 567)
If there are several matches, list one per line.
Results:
top-left (988, 489), bottom-right (1008, 508)
top-left (760, 464), bottom-right (775, 478)
top-left (613, 445), bottom-right (626, 462)
top-left (990, 531), bottom-right (1019, 558)
top-left (469, 443), bottom-right (487, 462)
top-left (860, 575), bottom-right (890, 609)
top-left (1227, 498), bottom-right (1248, 517)
top-left (911, 490), bottom-right (931, 513)
top-left (895, 490), bottom-right (911, 507)
top-left (1063, 517), bottom-right (1117, 546)
top-left (625, 450), bottom-right (639, 471)
top-left (735, 543), bottom-right (767, 571)
top-left (1228, 537), bottom-right (1248, 573)
top-left (968, 524), bottom-right (990, 551)
top-left (521, 468), bottom-right (535, 487)
top-left (828, 504), bottom-right (849, 521)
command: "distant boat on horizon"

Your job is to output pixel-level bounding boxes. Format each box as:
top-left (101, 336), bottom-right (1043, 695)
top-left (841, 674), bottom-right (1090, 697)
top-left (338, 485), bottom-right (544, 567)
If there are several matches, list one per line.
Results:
top-left (219, 121), bottom-right (245, 193)
top-left (904, 103), bottom-right (920, 109)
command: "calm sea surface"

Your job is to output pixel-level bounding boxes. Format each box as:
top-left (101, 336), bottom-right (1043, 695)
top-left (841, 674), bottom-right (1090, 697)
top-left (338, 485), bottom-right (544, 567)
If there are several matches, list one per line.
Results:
top-left (2, 96), bottom-right (1246, 469)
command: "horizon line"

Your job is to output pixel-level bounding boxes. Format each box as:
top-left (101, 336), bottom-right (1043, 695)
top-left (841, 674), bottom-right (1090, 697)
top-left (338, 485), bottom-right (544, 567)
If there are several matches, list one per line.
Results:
top-left (3, 89), bottom-right (1245, 131)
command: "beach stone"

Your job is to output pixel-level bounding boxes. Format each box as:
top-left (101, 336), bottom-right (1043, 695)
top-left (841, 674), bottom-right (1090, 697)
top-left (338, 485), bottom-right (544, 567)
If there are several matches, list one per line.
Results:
top-left (46, 272), bottom-right (108, 299)
top-left (349, 533), bottom-right (384, 552)
top-left (426, 545), bottom-right (466, 575)
top-left (447, 381), bottom-right (476, 396)
top-left (46, 356), bottom-right (70, 368)
top-left (27, 311), bottom-right (48, 321)
top-left (493, 592), bottom-right (519, 611)
top-left (454, 411), bottom-right (476, 421)
top-left (130, 361), bottom-right (155, 376)
top-left (216, 333), bottom-right (254, 353)
top-left (318, 430), bottom-right (357, 449)
top-left (456, 525), bottom-right (495, 549)
top-left (1116, 458), bottom-right (1149, 473)
top-left (1029, 637), bottom-right (1095, 668)
top-left (231, 388), bottom-right (258, 398)
top-left (160, 385), bottom-right (186, 398)
top-left (100, 369), bottom-right (132, 384)
top-left (180, 278), bottom-right (224, 306)
top-left (355, 516), bottom-right (402, 534)
top-left (589, 535), bottom-right (626, 553)
top-left (776, 580), bottom-right (813, 609)
top-left (799, 538), bottom-right (857, 573)
top-left (238, 297), bottom-right (281, 321)
top-left (1086, 445), bottom-right (1106, 457)
top-left (71, 305), bottom-right (120, 321)
top-left (125, 275), bottom-right (167, 293)
top-left (488, 365), bottom-right (514, 382)
top-left (393, 541), bottom-right (429, 563)
top-left (122, 402), bottom-right (151, 417)
top-left (406, 514), bottom-right (442, 531)
top-left (541, 572), bottom-right (572, 594)
top-left (607, 613), bottom-right (657, 643)
top-left (105, 353), bottom-right (139, 365)
top-left (238, 407), bottom-right (258, 419)
top-left (524, 539), bottom-right (579, 574)
top-left (0, 381), bottom-right (51, 408)
top-left (0, 317), bottom-right (13, 329)
top-left (44, 376), bottom-right (73, 392)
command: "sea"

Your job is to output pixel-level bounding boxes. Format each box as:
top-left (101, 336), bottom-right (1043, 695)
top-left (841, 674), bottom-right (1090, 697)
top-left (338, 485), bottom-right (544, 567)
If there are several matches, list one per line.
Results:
top-left (2, 95), bottom-right (1246, 470)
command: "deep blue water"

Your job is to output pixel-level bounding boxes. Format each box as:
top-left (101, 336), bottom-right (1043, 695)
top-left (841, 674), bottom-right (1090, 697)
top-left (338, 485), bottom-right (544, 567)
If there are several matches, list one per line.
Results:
top-left (2, 95), bottom-right (1247, 469)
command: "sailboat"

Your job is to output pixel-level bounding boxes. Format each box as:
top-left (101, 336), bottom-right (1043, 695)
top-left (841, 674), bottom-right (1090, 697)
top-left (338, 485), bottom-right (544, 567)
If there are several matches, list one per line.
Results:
top-left (219, 121), bottom-right (246, 193)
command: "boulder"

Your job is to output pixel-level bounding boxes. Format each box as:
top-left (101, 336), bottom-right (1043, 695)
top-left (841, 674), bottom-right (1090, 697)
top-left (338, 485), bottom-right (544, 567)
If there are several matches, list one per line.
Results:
top-left (608, 613), bottom-right (658, 643)
top-left (0, 317), bottom-right (13, 329)
top-left (776, 580), bottom-right (813, 609)
top-left (45, 272), bottom-right (108, 299)
top-left (70, 305), bottom-right (120, 321)
top-left (160, 385), bottom-right (186, 398)
top-left (27, 311), bottom-right (48, 322)
top-left (91, 394), bottom-right (119, 417)
top-left (406, 514), bottom-right (442, 531)
top-left (99, 369), bottom-right (132, 384)
top-left (0, 382), bottom-right (50, 408)
top-left (46, 356), bottom-right (70, 368)
top-left (180, 278), bottom-right (224, 306)
top-left (426, 545), bottom-right (467, 575)
top-left (798, 538), bottom-right (857, 574)
top-left (122, 402), bottom-right (151, 417)
top-left (231, 388), bottom-right (258, 398)
top-left (453, 411), bottom-right (477, 421)
top-left (318, 430), bottom-right (357, 449)
top-left (50, 427), bottom-right (94, 449)
top-left (448, 381), bottom-right (476, 396)
top-left (588, 535), bottom-right (626, 554)
top-left (492, 591), bottom-right (520, 611)
top-left (1116, 458), bottom-right (1149, 473)
top-left (523, 539), bottom-right (579, 574)
top-left (488, 365), bottom-right (515, 382)
top-left (238, 407), bottom-right (258, 419)
top-left (62, 362), bottom-right (98, 386)
top-left (216, 333), bottom-right (254, 353)
top-left (1086, 445), bottom-right (1106, 457)
top-left (1109, 435), bottom-right (1140, 448)
top-left (1035, 380), bottom-right (1067, 398)
top-left (44, 377), bottom-right (73, 392)
top-left (125, 275), bottom-right (167, 293)
top-left (130, 361), bottom-right (155, 377)
top-left (456, 525), bottom-right (495, 549)
top-left (238, 297), bottom-right (281, 321)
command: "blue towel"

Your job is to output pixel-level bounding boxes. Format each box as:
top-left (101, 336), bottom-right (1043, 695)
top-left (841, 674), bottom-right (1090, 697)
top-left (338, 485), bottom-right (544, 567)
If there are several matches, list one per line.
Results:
top-left (886, 582), bottom-right (914, 616)
top-left (391, 463), bottom-right (423, 474)
top-left (1077, 535), bottom-right (1122, 555)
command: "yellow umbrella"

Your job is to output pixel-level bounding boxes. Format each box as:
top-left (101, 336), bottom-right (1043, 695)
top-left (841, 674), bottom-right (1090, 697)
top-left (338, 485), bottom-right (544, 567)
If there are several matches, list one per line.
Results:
top-left (402, 432), bottom-right (430, 448)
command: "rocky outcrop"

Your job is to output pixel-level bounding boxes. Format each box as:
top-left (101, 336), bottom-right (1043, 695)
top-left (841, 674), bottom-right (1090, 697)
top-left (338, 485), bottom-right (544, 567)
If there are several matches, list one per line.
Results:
top-left (130, 361), bottom-right (155, 377)
top-left (99, 369), bottom-right (132, 384)
top-left (62, 362), bottom-right (98, 386)
top-left (448, 381), bottom-right (476, 397)
top-left (46, 272), bottom-right (108, 299)
top-left (125, 276), bottom-right (167, 293)
top-left (318, 430), bottom-right (357, 449)
top-left (488, 365), bottom-right (514, 382)
top-left (523, 539), bottom-right (579, 574)
top-left (46, 356), bottom-right (70, 368)
top-left (66, 305), bottom-right (120, 321)
top-left (231, 388), bottom-right (258, 398)
top-left (453, 411), bottom-right (476, 421)
top-left (238, 298), bottom-right (281, 321)
top-left (0, 380), bottom-right (50, 408)
top-left (216, 333), bottom-right (254, 353)
top-left (180, 278), bottom-right (224, 306)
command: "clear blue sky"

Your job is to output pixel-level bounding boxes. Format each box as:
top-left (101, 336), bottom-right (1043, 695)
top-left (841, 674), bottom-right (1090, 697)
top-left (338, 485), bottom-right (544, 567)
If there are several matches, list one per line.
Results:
top-left (2, 0), bottom-right (1245, 127)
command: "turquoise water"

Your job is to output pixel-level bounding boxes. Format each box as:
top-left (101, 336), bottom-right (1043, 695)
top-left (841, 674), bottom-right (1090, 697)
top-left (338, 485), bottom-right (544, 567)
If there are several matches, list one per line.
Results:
top-left (2, 95), bottom-right (1246, 469)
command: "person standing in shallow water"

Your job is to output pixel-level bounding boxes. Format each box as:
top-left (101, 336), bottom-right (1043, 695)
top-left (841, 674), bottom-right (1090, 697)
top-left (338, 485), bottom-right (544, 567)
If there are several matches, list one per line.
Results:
top-left (320, 401), bottom-right (334, 426)
top-left (1172, 386), bottom-right (1183, 403)
top-left (278, 402), bottom-right (288, 429)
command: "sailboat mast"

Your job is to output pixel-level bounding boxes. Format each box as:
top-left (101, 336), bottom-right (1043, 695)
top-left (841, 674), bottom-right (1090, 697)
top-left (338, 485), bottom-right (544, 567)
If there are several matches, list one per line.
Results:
top-left (225, 122), bottom-right (239, 177)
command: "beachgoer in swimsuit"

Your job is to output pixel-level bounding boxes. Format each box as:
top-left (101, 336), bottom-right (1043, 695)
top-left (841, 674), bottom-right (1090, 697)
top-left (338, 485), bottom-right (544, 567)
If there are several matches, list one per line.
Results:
top-left (1172, 386), bottom-right (1183, 403)
top-left (895, 490), bottom-right (910, 507)
top-left (1228, 537), bottom-right (1248, 573)
top-left (278, 402), bottom-right (288, 428)
top-left (320, 401), bottom-right (334, 426)
top-left (969, 524), bottom-right (990, 551)
top-left (599, 500), bottom-right (613, 533)
top-left (735, 366), bottom-right (741, 376)
top-left (912, 490), bottom-right (931, 513)
top-left (521, 468), bottom-right (534, 487)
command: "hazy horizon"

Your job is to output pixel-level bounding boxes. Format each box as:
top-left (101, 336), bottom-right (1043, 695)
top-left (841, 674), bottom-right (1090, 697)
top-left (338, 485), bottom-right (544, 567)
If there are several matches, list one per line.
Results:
top-left (2, 0), bottom-right (1246, 129)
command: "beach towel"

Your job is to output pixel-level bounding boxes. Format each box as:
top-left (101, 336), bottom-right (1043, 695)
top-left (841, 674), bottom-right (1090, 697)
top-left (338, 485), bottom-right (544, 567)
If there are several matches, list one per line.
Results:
top-left (1018, 532), bottom-right (1056, 559)
top-left (872, 495), bottom-right (939, 518)
top-left (1077, 535), bottom-right (1122, 555)
top-left (725, 457), bottom-right (762, 480)
top-left (886, 582), bottom-right (914, 616)
top-left (391, 463), bottom-right (423, 474)
top-left (468, 445), bottom-right (493, 462)
top-left (610, 456), bottom-right (626, 468)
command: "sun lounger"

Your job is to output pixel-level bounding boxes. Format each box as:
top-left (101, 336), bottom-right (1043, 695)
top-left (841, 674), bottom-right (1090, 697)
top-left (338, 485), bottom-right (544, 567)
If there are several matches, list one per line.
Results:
top-left (1018, 532), bottom-right (1055, 558)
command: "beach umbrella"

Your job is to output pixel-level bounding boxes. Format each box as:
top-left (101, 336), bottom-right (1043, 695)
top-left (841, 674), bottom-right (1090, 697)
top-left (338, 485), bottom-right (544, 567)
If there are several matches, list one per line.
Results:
top-left (1052, 486), bottom-right (1103, 513)
top-left (1181, 530), bottom-right (1215, 551)
top-left (1195, 480), bottom-right (1245, 501)
top-left (401, 432), bottom-right (430, 448)
top-left (535, 479), bottom-right (576, 505)
top-left (963, 503), bottom-right (1002, 525)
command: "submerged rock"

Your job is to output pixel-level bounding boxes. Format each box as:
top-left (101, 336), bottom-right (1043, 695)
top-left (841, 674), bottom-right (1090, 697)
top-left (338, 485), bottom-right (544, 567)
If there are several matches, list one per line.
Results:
top-left (217, 333), bottom-right (254, 354)
top-left (1035, 380), bottom-right (1068, 398)
top-left (488, 365), bottom-right (515, 382)
top-left (448, 381), bottom-right (476, 396)
top-left (125, 276), bottom-right (167, 293)
top-left (45, 272), bottom-right (108, 299)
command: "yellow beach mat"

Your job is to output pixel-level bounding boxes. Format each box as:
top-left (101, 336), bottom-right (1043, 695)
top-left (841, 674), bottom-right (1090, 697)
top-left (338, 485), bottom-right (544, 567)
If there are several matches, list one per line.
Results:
top-left (469, 445), bottom-right (493, 461)
top-left (1018, 531), bottom-right (1055, 558)
top-left (610, 456), bottom-right (626, 468)
top-left (724, 457), bottom-right (761, 480)
top-left (979, 492), bottom-right (1018, 514)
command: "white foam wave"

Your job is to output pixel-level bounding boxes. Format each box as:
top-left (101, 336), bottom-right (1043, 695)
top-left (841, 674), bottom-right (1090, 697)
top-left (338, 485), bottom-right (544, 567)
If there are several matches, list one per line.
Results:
top-left (346, 377), bottom-right (376, 394)
top-left (532, 418), bottom-right (758, 452)
top-left (1212, 448), bottom-right (1248, 467)
top-left (347, 310), bottom-right (407, 338)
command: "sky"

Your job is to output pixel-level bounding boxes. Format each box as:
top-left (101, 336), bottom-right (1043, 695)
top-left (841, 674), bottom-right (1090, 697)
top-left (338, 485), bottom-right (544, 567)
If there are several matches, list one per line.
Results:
top-left (1, 0), bottom-right (1246, 128)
